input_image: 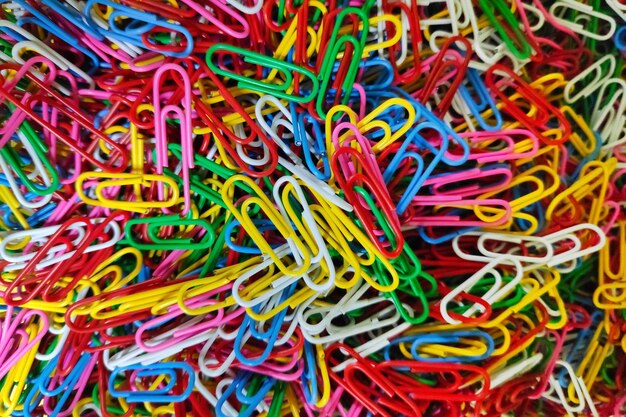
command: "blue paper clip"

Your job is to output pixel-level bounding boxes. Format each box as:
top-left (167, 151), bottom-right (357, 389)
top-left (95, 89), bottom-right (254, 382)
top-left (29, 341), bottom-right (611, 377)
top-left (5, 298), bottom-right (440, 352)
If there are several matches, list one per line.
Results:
top-left (216, 372), bottom-right (276, 417)
top-left (5, 0), bottom-right (101, 68)
top-left (558, 310), bottom-right (603, 386)
top-left (362, 90), bottom-right (420, 143)
top-left (360, 58), bottom-right (395, 91)
top-left (84, 0), bottom-right (194, 58)
top-left (302, 341), bottom-right (319, 405)
top-left (23, 352), bottom-right (95, 417)
top-left (233, 283), bottom-right (296, 367)
top-left (514, 199), bottom-right (546, 233)
top-left (382, 331), bottom-right (494, 363)
top-left (382, 121), bottom-right (449, 215)
top-left (419, 224), bottom-right (481, 245)
top-left (40, 0), bottom-right (104, 40)
top-left (224, 219), bottom-right (282, 255)
top-left (391, 86), bottom-right (471, 166)
top-left (2, 199), bottom-right (56, 228)
top-left (108, 362), bottom-right (195, 403)
top-left (615, 25), bottom-right (626, 52)
top-left (567, 132), bottom-right (602, 182)
top-left (291, 104), bottom-right (331, 181)
top-left (458, 68), bottom-right (503, 131)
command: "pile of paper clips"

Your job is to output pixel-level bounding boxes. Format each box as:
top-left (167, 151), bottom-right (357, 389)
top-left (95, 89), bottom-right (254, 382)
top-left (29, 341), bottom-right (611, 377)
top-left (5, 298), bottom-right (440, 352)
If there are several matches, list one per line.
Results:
top-left (0, 0), bottom-right (625, 415)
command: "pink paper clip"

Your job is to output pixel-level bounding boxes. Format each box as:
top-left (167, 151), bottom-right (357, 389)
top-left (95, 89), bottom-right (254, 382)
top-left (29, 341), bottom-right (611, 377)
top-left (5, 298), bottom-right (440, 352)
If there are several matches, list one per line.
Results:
top-left (153, 63), bottom-right (195, 215)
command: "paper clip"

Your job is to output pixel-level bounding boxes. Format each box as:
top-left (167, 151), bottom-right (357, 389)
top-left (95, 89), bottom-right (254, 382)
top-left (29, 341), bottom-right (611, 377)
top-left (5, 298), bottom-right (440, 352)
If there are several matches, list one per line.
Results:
top-left (2, 215), bottom-right (123, 305)
top-left (457, 68), bottom-right (503, 132)
top-left (0, 217), bottom-right (121, 272)
top-left (83, 0), bottom-right (194, 58)
top-left (108, 362), bottom-right (195, 403)
top-left (330, 123), bottom-right (404, 258)
top-left (76, 172), bottom-right (181, 214)
top-left (477, 0), bottom-right (532, 60)
top-left (439, 256), bottom-right (523, 324)
top-left (223, 175), bottom-right (314, 276)
top-left (298, 283), bottom-right (407, 344)
top-left (564, 55), bottom-right (616, 103)
top-left (548, 1), bottom-right (617, 41)
top-left (206, 43), bottom-right (319, 103)
top-left (125, 214), bottom-right (216, 251)
top-left (314, 8), bottom-right (368, 117)
top-left (23, 352), bottom-right (97, 417)
top-left (0, 306), bottom-right (48, 380)
top-left (486, 63), bottom-right (571, 146)
top-left (383, 330), bottom-right (495, 363)
top-left (417, 36), bottom-right (471, 118)
top-left (0, 59), bottom-right (128, 171)
top-left (216, 372), bottom-right (275, 417)
top-left (153, 63), bottom-right (195, 215)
